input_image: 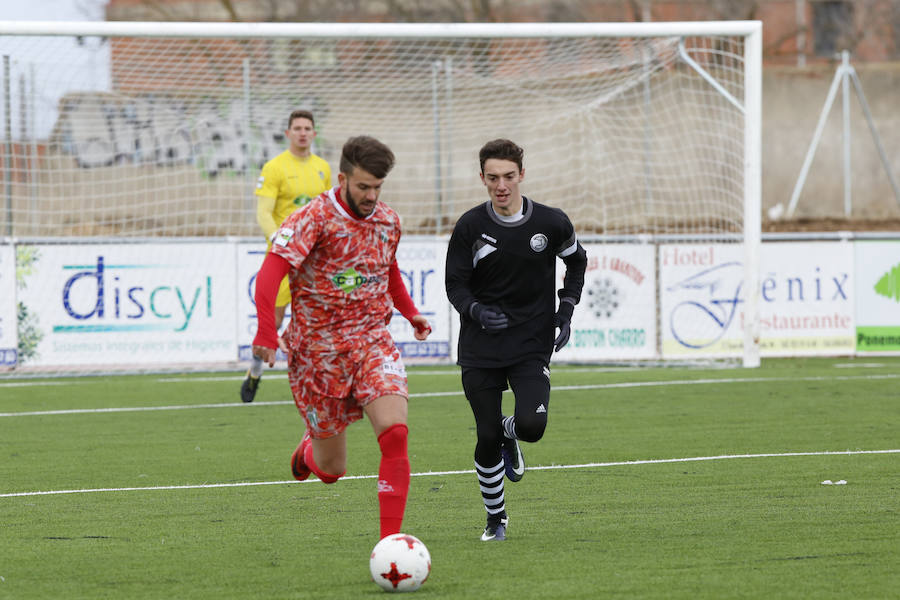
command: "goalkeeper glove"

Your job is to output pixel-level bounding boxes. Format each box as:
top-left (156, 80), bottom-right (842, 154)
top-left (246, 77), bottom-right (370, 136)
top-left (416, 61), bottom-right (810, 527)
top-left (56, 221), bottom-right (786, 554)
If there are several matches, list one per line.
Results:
top-left (469, 302), bottom-right (509, 331)
top-left (554, 301), bottom-right (575, 351)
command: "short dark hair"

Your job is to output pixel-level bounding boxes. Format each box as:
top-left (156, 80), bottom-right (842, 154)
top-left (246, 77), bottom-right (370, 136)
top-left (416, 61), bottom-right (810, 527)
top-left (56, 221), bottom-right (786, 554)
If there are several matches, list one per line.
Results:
top-left (479, 138), bottom-right (524, 173)
top-left (287, 109), bottom-right (315, 129)
top-left (340, 136), bottom-right (395, 179)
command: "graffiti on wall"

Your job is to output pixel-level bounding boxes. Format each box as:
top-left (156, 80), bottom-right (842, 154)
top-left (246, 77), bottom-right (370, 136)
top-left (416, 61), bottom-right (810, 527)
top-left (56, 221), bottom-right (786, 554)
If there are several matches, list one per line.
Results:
top-left (54, 92), bottom-right (329, 176)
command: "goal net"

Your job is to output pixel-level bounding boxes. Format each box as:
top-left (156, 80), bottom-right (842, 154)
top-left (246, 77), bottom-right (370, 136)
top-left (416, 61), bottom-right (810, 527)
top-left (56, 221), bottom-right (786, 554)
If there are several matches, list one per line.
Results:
top-left (0, 21), bottom-right (761, 375)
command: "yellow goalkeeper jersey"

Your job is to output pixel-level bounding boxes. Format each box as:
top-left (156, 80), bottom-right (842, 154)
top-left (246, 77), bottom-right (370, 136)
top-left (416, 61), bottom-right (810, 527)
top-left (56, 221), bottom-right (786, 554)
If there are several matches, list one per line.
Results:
top-left (255, 150), bottom-right (332, 241)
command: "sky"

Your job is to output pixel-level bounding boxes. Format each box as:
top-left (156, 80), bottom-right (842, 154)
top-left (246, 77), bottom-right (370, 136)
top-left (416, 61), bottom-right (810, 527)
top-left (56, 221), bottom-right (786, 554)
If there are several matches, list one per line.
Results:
top-left (0, 0), bottom-right (109, 138)
top-left (0, 0), bottom-right (106, 22)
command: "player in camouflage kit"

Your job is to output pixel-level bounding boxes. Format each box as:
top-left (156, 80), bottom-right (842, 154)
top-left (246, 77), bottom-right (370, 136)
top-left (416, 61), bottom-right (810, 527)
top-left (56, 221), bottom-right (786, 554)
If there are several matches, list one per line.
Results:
top-left (252, 136), bottom-right (430, 540)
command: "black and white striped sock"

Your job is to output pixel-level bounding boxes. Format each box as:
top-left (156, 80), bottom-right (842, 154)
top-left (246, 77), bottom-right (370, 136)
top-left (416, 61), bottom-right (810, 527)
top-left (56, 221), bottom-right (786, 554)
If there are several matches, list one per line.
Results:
top-left (475, 458), bottom-right (505, 518)
top-left (502, 415), bottom-right (517, 440)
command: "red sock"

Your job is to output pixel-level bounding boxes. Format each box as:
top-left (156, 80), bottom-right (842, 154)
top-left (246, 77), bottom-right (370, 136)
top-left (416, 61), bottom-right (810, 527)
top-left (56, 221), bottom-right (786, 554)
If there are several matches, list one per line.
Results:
top-left (303, 440), bottom-right (343, 484)
top-left (377, 424), bottom-right (410, 538)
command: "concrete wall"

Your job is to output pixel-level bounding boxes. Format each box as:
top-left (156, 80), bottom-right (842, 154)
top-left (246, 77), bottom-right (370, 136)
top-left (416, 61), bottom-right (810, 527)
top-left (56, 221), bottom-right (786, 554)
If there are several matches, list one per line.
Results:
top-left (763, 62), bottom-right (900, 221)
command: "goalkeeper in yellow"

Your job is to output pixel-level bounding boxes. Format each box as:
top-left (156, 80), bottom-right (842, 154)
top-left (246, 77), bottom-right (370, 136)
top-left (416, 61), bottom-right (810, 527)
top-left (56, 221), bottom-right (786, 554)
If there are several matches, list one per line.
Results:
top-left (242, 109), bottom-right (332, 402)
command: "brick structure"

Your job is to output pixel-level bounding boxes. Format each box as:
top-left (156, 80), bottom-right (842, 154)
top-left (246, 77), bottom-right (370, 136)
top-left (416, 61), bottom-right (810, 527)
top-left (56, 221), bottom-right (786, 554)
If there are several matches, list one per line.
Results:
top-left (105, 0), bottom-right (900, 64)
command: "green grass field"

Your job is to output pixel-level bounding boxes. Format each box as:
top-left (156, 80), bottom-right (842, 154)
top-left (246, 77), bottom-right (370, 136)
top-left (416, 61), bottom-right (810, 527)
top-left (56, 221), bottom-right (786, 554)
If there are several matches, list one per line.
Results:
top-left (1, 357), bottom-right (898, 599)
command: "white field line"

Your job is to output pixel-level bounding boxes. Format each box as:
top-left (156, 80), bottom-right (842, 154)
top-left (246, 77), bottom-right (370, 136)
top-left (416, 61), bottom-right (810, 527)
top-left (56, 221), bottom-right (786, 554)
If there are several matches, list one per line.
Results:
top-left (2, 373), bottom-right (899, 418)
top-left (152, 367), bottom-right (642, 381)
top-left (2, 449), bottom-right (897, 499)
top-left (0, 366), bottom-right (636, 387)
top-left (0, 400), bottom-right (297, 417)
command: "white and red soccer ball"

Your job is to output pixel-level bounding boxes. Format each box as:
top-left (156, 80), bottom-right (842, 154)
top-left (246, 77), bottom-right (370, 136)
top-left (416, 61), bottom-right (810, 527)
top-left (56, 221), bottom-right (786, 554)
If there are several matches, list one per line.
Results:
top-left (369, 533), bottom-right (431, 592)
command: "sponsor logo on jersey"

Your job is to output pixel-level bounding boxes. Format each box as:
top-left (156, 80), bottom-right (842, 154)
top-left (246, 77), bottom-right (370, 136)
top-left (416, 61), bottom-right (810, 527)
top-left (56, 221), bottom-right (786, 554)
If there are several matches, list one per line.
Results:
top-left (530, 233), bottom-right (548, 252)
top-left (481, 233), bottom-right (497, 244)
top-left (274, 227), bottom-right (294, 247)
top-left (536, 403), bottom-right (547, 414)
top-left (331, 267), bottom-right (382, 293)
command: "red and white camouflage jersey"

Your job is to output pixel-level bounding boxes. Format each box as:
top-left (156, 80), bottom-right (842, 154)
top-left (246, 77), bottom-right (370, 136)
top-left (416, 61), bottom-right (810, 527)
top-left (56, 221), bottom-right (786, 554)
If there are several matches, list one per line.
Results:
top-left (271, 187), bottom-right (401, 353)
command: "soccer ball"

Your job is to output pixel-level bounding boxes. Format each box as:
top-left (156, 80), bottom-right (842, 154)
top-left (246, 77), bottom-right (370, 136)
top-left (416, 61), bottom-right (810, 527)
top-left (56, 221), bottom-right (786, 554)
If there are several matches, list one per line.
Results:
top-left (369, 533), bottom-right (431, 592)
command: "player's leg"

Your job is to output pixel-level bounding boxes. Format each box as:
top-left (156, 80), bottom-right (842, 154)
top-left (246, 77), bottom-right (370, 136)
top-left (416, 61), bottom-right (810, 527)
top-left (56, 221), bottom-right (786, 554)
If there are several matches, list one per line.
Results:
top-left (364, 394), bottom-right (410, 539)
top-left (296, 432), bottom-right (347, 483)
top-left (505, 359), bottom-right (551, 443)
top-left (241, 275), bottom-right (290, 403)
top-left (358, 333), bottom-right (411, 539)
top-left (461, 366), bottom-right (509, 541)
top-left (288, 406), bottom-right (349, 484)
top-left (497, 360), bottom-right (550, 484)
top-left (287, 346), bottom-right (352, 484)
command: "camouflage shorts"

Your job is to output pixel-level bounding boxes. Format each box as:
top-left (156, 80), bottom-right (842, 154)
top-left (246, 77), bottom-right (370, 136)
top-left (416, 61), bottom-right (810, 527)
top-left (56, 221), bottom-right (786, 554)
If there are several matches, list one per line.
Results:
top-left (287, 329), bottom-right (408, 439)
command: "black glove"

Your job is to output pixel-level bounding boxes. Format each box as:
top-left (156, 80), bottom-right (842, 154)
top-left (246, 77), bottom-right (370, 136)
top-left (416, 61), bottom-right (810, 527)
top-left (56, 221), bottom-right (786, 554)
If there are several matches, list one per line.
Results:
top-left (469, 302), bottom-right (509, 331)
top-left (553, 301), bottom-right (574, 351)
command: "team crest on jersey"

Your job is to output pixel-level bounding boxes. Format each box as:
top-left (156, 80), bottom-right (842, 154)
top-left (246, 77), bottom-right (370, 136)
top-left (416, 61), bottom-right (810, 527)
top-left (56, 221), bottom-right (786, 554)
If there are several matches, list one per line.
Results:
top-left (530, 233), bottom-right (549, 252)
top-left (274, 227), bottom-right (294, 247)
top-left (306, 407), bottom-right (319, 430)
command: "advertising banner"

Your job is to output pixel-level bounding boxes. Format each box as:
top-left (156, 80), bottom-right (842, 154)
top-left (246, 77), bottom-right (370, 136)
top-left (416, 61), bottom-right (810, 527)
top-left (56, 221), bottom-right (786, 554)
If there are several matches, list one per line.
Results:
top-left (854, 240), bottom-right (900, 353)
top-left (757, 242), bottom-right (855, 356)
top-left (0, 244), bottom-right (17, 367)
top-left (554, 243), bottom-right (657, 361)
top-left (389, 239), bottom-right (452, 362)
top-left (237, 239), bottom-right (452, 364)
top-left (660, 244), bottom-right (745, 358)
top-left (660, 242), bottom-right (855, 358)
top-left (15, 243), bottom-right (238, 367)
top-left (5, 237), bottom-right (882, 371)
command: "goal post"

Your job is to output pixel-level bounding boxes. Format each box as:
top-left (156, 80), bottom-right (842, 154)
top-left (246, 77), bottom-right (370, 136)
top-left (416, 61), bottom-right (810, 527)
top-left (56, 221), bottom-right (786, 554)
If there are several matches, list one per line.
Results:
top-left (0, 20), bottom-right (762, 374)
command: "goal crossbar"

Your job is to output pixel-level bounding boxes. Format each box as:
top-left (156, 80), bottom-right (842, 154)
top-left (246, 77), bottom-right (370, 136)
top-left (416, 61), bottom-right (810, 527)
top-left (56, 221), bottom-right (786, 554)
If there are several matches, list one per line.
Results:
top-left (0, 20), bottom-right (761, 40)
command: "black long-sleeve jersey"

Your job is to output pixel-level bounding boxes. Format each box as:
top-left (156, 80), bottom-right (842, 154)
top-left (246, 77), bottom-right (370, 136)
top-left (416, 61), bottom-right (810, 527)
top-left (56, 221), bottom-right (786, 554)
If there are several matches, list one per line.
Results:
top-left (445, 196), bottom-right (588, 367)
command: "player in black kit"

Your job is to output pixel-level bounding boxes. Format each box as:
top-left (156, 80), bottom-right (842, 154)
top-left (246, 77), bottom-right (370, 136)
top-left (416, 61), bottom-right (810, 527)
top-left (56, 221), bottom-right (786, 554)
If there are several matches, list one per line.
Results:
top-left (445, 139), bottom-right (587, 541)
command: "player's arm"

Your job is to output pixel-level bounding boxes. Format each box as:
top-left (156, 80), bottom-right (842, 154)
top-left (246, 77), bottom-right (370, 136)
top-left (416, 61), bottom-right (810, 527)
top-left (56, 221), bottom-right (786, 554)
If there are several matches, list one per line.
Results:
top-left (256, 195), bottom-right (278, 241)
top-left (252, 252), bottom-right (291, 366)
top-left (444, 224), bottom-right (478, 317)
top-left (554, 227), bottom-right (587, 351)
top-left (444, 223), bottom-right (509, 331)
top-left (389, 260), bottom-right (431, 340)
top-left (557, 233), bottom-right (587, 305)
top-left (255, 161), bottom-right (282, 240)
